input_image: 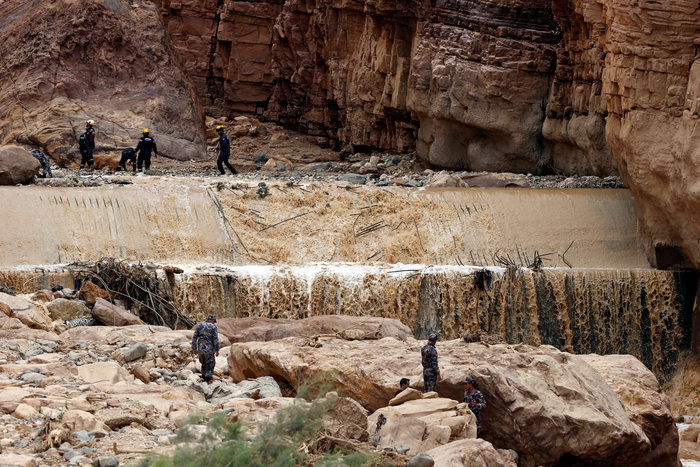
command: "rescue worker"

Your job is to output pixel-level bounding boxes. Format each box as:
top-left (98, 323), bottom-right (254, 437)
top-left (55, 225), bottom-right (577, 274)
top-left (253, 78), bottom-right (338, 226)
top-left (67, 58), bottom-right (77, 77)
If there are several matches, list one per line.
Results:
top-left (31, 149), bottom-right (52, 178)
top-left (117, 147), bottom-right (137, 173)
top-left (421, 333), bottom-right (440, 393)
top-left (216, 125), bottom-right (237, 175)
top-left (135, 128), bottom-right (157, 171)
top-left (78, 120), bottom-right (96, 170)
top-left (463, 376), bottom-right (487, 436)
top-left (394, 378), bottom-right (410, 397)
top-left (192, 314), bottom-right (219, 383)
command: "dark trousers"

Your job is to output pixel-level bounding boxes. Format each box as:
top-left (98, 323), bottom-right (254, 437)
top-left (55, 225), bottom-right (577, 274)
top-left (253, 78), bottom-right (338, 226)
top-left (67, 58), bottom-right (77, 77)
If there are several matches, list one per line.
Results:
top-left (117, 154), bottom-right (136, 172)
top-left (137, 152), bottom-right (152, 171)
top-left (79, 148), bottom-right (94, 168)
top-left (217, 153), bottom-right (237, 175)
top-left (423, 371), bottom-right (437, 393)
top-left (199, 353), bottom-right (216, 381)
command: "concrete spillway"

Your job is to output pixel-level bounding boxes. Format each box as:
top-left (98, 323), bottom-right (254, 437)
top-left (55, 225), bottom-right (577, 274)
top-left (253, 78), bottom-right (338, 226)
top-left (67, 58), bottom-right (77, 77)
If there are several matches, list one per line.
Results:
top-left (0, 177), bottom-right (648, 268)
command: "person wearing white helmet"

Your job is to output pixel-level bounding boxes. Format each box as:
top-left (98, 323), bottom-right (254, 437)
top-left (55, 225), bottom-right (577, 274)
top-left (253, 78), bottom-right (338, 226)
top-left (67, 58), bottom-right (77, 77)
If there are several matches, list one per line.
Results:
top-left (135, 128), bottom-right (158, 172)
top-left (78, 120), bottom-right (96, 169)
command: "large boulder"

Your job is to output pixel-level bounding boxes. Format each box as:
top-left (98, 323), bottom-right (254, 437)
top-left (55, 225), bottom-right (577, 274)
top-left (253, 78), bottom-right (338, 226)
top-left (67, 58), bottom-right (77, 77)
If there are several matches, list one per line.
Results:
top-left (0, 145), bottom-right (40, 185)
top-left (46, 298), bottom-right (91, 321)
top-left (368, 398), bottom-right (476, 455)
top-left (79, 281), bottom-right (110, 306)
top-left (217, 315), bottom-right (413, 343)
top-left (581, 354), bottom-right (680, 466)
top-left (62, 410), bottom-right (110, 434)
top-left (92, 298), bottom-right (140, 326)
top-left (0, 292), bottom-right (53, 331)
top-left (77, 362), bottom-right (132, 385)
top-left (229, 337), bottom-right (655, 465)
top-left (424, 438), bottom-right (518, 467)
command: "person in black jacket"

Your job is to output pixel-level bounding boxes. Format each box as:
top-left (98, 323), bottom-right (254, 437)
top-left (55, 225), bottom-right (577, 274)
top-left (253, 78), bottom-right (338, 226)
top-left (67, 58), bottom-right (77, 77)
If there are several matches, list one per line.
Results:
top-left (135, 128), bottom-right (157, 171)
top-left (216, 125), bottom-right (237, 175)
top-left (117, 147), bottom-right (137, 173)
top-left (78, 120), bottom-right (96, 170)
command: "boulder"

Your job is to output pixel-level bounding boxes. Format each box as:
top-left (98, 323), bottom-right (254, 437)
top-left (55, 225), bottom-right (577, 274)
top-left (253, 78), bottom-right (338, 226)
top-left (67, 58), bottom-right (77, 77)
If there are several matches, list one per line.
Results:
top-left (92, 298), bottom-right (140, 326)
top-left (62, 410), bottom-right (110, 434)
top-left (217, 315), bottom-right (412, 343)
top-left (680, 424), bottom-right (700, 461)
top-left (13, 403), bottom-right (40, 419)
top-left (581, 354), bottom-right (680, 466)
top-left (424, 438), bottom-right (517, 466)
top-left (79, 281), bottom-right (109, 306)
top-left (131, 365), bottom-right (151, 384)
top-left (46, 298), bottom-right (91, 321)
top-left (322, 393), bottom-right (369, 441)
top-left (220, 397), bottom-right (296, 433)
top-left (59, 325), bottom-right (180, 345)
top-left (389, 388), bottom-right (423, 406)
top-left (0, 453), bottom-right (37, 467)
top-left (77, 362), bottom-right (132, 385)
top-left (113, 342), bottom-right (149, 363)
top-left (0, 145), bottom-right (40, 185)
top-left (368, 398), bottom-right (476, 455)
top-left (0, 292), bottom-right (53, 331)
top-left (0, 313), bottom-right (27, 330)
top-left (31, 290), bottom-right (54, 303)
top-left (229, 337), bottom-right (653, 465)
top-left (458, 172), bottom-right (530, 188)
top-left (423, 173), bottom-right (467, 188)
top-left (407, 453), bottom-right (434, 467)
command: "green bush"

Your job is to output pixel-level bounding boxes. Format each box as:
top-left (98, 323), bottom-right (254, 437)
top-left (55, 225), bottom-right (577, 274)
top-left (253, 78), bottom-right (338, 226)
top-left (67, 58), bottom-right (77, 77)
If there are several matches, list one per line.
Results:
top-left (137, 379), bottom-right (387, 467)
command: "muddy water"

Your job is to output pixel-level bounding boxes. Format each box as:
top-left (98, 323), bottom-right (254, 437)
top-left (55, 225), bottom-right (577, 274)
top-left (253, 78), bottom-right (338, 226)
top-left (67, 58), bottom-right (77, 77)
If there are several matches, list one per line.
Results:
top-left (168, 265), bottom-right (693, 383)
top-left (0, 178), bottom-right (647, 268)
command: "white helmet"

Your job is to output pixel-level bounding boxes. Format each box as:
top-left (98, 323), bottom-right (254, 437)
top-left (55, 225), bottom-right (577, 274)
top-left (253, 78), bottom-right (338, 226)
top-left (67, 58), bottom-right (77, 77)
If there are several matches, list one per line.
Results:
top-left (86, 120), bottom-right (95, 127)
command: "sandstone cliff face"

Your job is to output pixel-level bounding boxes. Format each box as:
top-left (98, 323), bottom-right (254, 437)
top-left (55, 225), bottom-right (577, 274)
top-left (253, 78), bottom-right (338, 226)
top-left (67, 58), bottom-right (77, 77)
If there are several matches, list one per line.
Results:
top-left (0, 0), bottom-right (206, 163)
top-left (550, 0), bottom-right (700, 268)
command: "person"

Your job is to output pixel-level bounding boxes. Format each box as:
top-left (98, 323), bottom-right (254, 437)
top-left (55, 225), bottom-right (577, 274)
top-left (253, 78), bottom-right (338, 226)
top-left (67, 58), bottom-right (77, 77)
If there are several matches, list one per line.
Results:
top-left (31, 149), bottom-right (52, 178)
top-left (117, 147), bottom-right (137, 173)
top-left (216, 125), bottom-right (237, 175)
top-left (192, 314), bottom-right (220, 383)
top-left (394, 378), bottom-right (410, 397)
top-left (463, 376), bottom-right (486, 436)
top-left (421, 333), bottom-right (440, 392)
top-left (135, 128), bottom-right (157, 171)
top-left (78, 120), bottom-right (96, 170)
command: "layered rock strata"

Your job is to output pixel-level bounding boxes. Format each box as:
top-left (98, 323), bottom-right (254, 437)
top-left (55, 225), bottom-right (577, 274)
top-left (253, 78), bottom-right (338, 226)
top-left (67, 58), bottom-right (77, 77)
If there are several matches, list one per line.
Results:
top-left (0, 0), bottom-right (206, 163)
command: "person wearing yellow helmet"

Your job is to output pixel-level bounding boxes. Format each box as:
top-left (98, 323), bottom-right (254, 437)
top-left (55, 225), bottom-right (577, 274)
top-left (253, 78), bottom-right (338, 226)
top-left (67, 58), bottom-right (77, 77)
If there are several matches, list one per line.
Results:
top-left (215, 125), bottom-right (237, 175)
top-left (78, 120), bottom-right (96, 169)
top-left (135, 128), bottom-right (158, 172)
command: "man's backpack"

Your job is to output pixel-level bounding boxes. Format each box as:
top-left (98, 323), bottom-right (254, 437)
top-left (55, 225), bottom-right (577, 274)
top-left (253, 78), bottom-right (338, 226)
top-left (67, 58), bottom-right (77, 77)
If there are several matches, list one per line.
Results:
top-left (79, 131), bottom-right (90, 150)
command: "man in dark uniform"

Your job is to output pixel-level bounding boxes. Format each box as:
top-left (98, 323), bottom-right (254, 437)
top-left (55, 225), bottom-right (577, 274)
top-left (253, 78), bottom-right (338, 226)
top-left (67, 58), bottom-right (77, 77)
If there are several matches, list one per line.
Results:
top-left (463, 376), bottom-right (487, 436)
top-left (421, 333), bottom-right (440, 392)
top-left (135, 128), bottom-right (158, 171)
top-left (394, 378), bottom-right (410, 397)
top-left (192, 314), bottom-right (219, 383)
top-left (117, 147), bottom-right (137, 173)
top-left (216, 125), bottom-right (237, 175)
top-left (31, 149), bottom-right (52, 178)
top-left (78, 120), bottom-right (96, 170)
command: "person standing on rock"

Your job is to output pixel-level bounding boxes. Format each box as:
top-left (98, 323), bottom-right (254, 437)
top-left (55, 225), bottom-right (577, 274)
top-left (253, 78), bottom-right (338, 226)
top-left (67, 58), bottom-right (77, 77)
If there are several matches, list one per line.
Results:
top-left (135, 128), bottom-right (158, 172)
top-left (192, 314), bottom-right (219, 383)
top-left (421, 333), bottom-right (440, 393)
top-left (78, 120), bottom-right (96, 170)
top-left (463, 376), bottom-right (486, 436)
top-left (216, 125), bottom-right (237, 175)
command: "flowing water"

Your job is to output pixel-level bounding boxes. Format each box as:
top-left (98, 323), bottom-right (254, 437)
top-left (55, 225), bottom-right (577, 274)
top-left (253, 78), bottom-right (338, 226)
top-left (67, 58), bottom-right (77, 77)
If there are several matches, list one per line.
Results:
top-left (0, 177), bottom-right (696, 384)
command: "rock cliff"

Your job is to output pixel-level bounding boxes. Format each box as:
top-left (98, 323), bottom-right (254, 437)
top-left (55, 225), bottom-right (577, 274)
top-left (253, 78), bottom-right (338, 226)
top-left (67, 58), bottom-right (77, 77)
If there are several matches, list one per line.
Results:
top-left (0, 0), bottom-right (206, 163)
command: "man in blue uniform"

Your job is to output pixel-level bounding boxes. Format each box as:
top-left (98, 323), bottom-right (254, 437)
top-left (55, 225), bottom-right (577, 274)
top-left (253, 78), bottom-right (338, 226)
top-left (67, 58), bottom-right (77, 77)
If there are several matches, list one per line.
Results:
top-left (135, 128), bottom-right (158, 171)
top-left (463, 376), bottom-right (487, 436)
top-left (192, 314), bottom-right (220, 383)
top-left (216, 125), bottom-right (237, 175)
top-left (421, 333), bottom-right (440, 392)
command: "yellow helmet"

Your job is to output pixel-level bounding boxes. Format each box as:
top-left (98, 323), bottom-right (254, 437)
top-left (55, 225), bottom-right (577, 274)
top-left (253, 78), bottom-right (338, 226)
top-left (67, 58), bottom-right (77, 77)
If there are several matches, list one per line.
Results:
top-left (216, 125), bottom-right (224, 131)
top-left (142, 128), bottom-right (150, 134)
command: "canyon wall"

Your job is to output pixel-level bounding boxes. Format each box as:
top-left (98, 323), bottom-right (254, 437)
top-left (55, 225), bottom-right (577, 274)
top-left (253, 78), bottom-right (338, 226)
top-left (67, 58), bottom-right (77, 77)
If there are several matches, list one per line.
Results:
top-left (550, 0), bottom-right (700, 269)
top-left (154, 0), bottom-right (700, 269)
top-left (0, 0), bottom-right (206, 162)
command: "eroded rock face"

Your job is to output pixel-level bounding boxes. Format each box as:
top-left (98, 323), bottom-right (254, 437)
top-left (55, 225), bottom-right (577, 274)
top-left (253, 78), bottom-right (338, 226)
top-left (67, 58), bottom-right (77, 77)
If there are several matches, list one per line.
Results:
top-left (0, 0), bottom-right (206, 164)
top-left (229, 337), bottom-right (665, 465)
top-left (550, 0), bottom-right (700, 269)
